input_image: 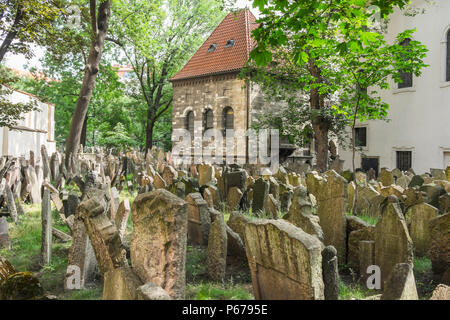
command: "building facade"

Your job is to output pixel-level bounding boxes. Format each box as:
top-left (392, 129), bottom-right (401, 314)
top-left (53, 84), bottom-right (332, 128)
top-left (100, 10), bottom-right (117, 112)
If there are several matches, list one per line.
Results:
top-left (339, 0), bottom-right (450, 174)
top-left (1, 87), bottom-right (56, 157)
top-left (170, 10), bottom-right (306, 166)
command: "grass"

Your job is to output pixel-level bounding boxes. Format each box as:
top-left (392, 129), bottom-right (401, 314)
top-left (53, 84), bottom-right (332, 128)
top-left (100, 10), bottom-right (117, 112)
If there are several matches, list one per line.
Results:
top-left (413, 256), bottom-right (435, 299)
top-left (186, 282), bottom-right (253, 300)
top-left (338, 279), bottom-right (376, 300)
top-left (346, 211), bottom-right (379, 226)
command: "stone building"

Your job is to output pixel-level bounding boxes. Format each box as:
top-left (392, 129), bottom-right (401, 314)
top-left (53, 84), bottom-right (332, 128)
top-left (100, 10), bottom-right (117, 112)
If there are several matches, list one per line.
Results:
top-left (1, 87), bottom-right (56, 157)
top-left (170, 10), bottom-right (305, 166)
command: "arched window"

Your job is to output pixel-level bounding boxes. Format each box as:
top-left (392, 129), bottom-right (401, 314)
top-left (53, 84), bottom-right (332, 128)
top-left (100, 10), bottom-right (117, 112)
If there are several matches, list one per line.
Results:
top-left (203, 109), bottom-right (214, 131)
top-left (223, 107), bottom-right (234, 131)
top-left (398, 38), bottom-right (413, 88)
top-left (186, 111), bottom-right (194, 139)
top-left (446, 30), bottom-right (450, 82)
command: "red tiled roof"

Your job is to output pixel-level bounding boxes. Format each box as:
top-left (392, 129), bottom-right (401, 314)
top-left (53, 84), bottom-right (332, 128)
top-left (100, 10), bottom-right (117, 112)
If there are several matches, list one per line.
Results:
top-left (171, 9), bottom-right (258, 81)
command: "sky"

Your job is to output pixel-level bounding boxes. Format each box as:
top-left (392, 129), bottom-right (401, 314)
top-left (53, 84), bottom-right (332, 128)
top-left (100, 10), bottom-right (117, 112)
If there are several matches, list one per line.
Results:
top-left (4, 0), bottom-right (260, 72)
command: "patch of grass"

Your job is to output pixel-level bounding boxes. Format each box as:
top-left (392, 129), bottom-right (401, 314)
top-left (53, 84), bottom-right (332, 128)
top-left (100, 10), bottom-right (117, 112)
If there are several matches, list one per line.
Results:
top-left (358, 215), bottom-right (378, 226)
top-left (186, 282), bottom-right (253, 300)
top-left (186, 245), bottom-right (207, 282)
top-left (338, 280), bottom-right (375, 300)
top-left (414, 257), bottom-right (435, 299)
top-left (62, 287), bottom-right (103, 300)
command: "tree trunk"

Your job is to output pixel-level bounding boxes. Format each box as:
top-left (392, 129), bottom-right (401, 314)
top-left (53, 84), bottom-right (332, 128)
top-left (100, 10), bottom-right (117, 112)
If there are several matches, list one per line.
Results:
top-left (0, 5), bottom-right (24, 63)
top-left (65, 0), bottom-right (111, 168)
top-left (312, 120), bottom-right (329, 172)
top-left (80, 113), bottom-right (88, 148)
top-left (145, 115), bottom-right (155, 156)
top-left (308, 58), bottom-right (329, 172)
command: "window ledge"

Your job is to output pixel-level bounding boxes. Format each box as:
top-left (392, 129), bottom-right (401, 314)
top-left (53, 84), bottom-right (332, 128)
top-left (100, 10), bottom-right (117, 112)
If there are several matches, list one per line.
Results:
top-left (440, 81), bottom-right (450, 88)
top-left (392, 87), bottom-right (416, 94)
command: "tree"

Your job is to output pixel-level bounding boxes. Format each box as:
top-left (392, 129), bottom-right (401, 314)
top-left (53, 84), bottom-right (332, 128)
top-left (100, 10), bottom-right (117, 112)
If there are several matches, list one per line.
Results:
top-left (107, 0), bottom-right (231, 154)
top-left (247, 0), bottom-right (424, 172)
top-left (0, 0), bottom-right (61, 63)
top-left (65, 0), bottom-right (111, 168)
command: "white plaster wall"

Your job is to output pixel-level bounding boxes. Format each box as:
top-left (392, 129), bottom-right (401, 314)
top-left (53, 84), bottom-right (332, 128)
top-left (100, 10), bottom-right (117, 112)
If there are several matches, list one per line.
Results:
top-left (1, 88), bottom-right (56, 158)
top-left (339, 0), bottom-right (450, 174)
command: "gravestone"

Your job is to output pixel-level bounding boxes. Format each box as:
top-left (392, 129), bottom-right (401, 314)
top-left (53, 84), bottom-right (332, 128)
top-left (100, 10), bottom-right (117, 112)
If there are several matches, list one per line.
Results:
top-left (439, 193), bottom-right (450, 213)
top-left (224, 170), bottom-right (246, 198)
top-left (430, 284), bottom-right (450, 300)
top-left (381, 263), bottom-right (418, 300)
top-left (226, 187), bottom-right (243, 212)
top-left (322, 246), bottom-right (339, 300)
top-left (347, 216), bottom-right (375, 272)
top-left (264, 194), bottom-right (278, 219)
top-left (41, 189), bottom-right (52, 265)
top-left (198, 164), bottom-right (213, 186)
top-left (428, 213), bottom-right (450, 282)
top-left (162, 165), bottom-right (178, 186)
top-left (244, 219), bottom-right (324, 300)
top-left (206, 214), bottom-right (227, 281)
top-left (153, 173), bottom-right (167, 189)
top-left (0, 217), bottom-right (10, 250)
top-left (306, 170), bottom-right (347, 264)
top-left (359, 240), bottom-right (375, 284)
top-left (378, 168), bottom-right (393, 187)
top-left (41, 145), bottom-right (50, 180)
top-left (374, 201), bottom-right (414, 287)
top-left (137, 282), bottom-right (172, 300)
top-left (252, 178), bottom-right (269, 214)
top-left (430, 169), bottom-right (446, 181)
top-left (419, 184), bottom-right (445, 208)
top-left (4, 185), bottom-right (17, 223)
top-left (405, 203), bottom-right (438, 256)
top-left (186, 193), bottom-right (211, 245)
top-left (109, 187), bottom-right (120, 220)
top-left (226, 211), bottom-right (251, 242)
top-left (283, 185), bottom-right (323, 242)
top-left (408, 175), bottom-right (424, 188)
top-left (131, 189), bottom-right (188, 299)
top-left (103, 266), bottom-right (143, 300)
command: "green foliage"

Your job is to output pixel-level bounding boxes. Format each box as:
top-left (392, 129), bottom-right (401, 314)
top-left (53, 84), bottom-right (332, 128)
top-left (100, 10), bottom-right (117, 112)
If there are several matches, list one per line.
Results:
top-left (243, 0), bottom-right (428, 150)
top-left (338, 279), bottom-right (374, 300)
top-left (0, 66), bottom-right (38, 128)
top-left (0, 0), bottom-right (62, 61)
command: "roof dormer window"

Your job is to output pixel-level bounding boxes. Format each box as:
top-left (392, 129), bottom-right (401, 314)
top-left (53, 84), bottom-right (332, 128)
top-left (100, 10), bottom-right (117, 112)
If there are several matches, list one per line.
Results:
top-left (208, 43), bottom-right (217, 52)
top-left (225, 39), bottom-right (235, 48)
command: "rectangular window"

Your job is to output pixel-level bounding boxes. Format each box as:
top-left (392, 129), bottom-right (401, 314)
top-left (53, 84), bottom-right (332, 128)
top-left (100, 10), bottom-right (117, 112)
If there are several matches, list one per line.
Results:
top-left (398, 39), bottom-right (413, 88)
top-left (396, 151), bottom-right (412, 171)
top-left (355, 127), bottom-right (367, 147)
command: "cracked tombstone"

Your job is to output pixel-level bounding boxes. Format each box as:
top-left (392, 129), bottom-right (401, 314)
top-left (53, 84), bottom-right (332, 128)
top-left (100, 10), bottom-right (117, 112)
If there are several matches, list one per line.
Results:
top-left (131, 189), bottom-right (188, 300)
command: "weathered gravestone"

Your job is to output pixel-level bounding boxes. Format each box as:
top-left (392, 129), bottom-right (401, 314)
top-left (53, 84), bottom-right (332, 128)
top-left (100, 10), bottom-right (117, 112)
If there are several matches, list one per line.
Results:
top-left (41, 145), bottom-right (50, 181)
top-left (41, 189), bottom-right (52, 265)
top-left (428, 213), bottom-right (450, 284)
top-left (131, 189), bottom-right (188, 300)
top-left (264, 194), bottom-right (279, 219)
top-left (374, 200), bottom-right (414, 288)
top-left (243, 219), bottom-right (324, 300)
top-left (198, 164), bottom-right (213, 186)
top-left (162, 165), bottom-right (178, 186)
top-left (430, 169), bottom-right (446, 181)
top-left (186, 193), bottom-right (211, 245)
top-left (283, 185), bottom-right (323, 242)
top-left (0, 217), bottom-right (10, 250)
top-left (439, 193), bottom-right (450, 214)
top-left (419, 184), bottom-right (446, 209)
top-left (408, 175), bottom-right (424, 188)
top-left (224, 170), bottom-right (246, 198)
top-left (322, 246), bottom-right (339, 300)
top-left (206, 213), bottom-right (227, 281)
top-left (378, 168), bottom-right (394, 187)
top-left (429, 284), bottom-right (450, 300)
top-left (226, 187), bottom-right (243, 212)
top-left (115, 199), bottom-right (131, 239)
top-left (109, 187), bottom-right (120, 220)
top-left (306, 170), bottom-right (347, 264)
top-left (405, 203), bottom-right (438, 257)
top-left (381, 263), bottom-right (418, 300)
top-left (252, 177), bottom-right (269, 214)
top-left (346, 216), bottom-right (375, 273)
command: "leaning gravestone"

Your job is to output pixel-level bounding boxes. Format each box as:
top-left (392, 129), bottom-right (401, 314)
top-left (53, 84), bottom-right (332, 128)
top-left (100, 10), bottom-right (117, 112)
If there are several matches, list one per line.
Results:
top-left (374, 201), bottom-right (414, 287)
top-left (428, 213), bottom-right (450, 283)
top-left (226, 187), bottom-right (243, 212)
top-left (186, 193), bottom-right (211, 245)
top-left (131, 189), bottom-right (188, 300)
top-left (115, 199), bottom-right (131, 239)
top-left (306, 170), bottom-right (347, 264)
top-left (405, 203), bottom-right (438, 257)
top-left (244, 219), bottom-right (324, 300)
